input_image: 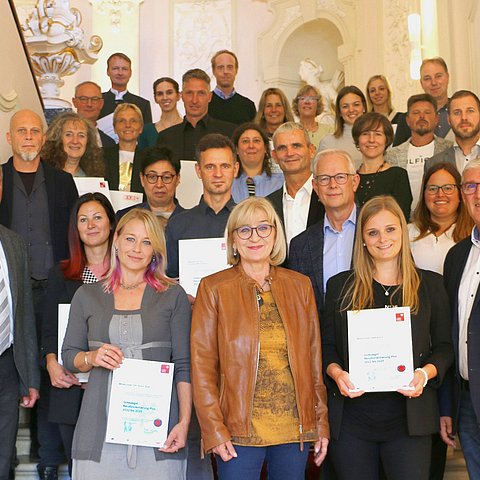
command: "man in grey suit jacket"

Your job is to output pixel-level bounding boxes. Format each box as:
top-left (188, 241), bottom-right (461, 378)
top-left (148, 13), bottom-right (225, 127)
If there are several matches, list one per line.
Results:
top-left (288, 149), bottom-right (359, 315)
top-left (0, 165), bottom-right (40, 480)
top-left (425, 90), bottom-right (480, 175)
top-left (386, 93), bottom-right (452, 209)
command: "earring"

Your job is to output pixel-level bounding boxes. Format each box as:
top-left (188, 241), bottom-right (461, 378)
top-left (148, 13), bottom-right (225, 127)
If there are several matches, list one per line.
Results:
top-left (363, 243), bottom-right (366, 247)
top-left (233, 247), bottom-right (238, 258)
top-left (114, 246), bottom-right (118, 256)
top-left (151, 255), bottom-right (156, 264)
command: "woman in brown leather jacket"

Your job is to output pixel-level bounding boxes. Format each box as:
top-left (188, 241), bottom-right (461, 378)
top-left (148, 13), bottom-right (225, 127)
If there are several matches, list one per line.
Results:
top-left (191, 197), bottom-right (329, 480)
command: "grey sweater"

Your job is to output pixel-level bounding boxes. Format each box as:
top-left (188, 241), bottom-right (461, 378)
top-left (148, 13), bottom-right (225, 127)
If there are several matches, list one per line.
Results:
top-left (62, 282), bottom-right (191, 462)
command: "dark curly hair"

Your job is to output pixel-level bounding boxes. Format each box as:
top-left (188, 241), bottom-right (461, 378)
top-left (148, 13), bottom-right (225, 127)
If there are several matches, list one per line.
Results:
top-left (41, 112), bottom-right (105, 177)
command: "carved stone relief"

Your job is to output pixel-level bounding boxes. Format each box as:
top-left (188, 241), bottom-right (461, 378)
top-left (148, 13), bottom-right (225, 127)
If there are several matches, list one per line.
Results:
top-left (383, 0), bottom-right (416, 110)
top-left (173, 0), bottom-right (232, 81)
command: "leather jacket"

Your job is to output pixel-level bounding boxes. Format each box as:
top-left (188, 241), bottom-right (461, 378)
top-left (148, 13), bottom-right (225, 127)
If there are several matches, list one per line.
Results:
top-left (191, 265), bottom-right (329, 452)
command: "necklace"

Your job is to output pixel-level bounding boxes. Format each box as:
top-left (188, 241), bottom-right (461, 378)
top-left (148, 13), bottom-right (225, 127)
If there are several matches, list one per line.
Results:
top-left (379, 283), bottom-right (393, 296)
top-left (357, 161), bottom-right (386, 205)
top-left (120, 280), bottom-right (145, 290)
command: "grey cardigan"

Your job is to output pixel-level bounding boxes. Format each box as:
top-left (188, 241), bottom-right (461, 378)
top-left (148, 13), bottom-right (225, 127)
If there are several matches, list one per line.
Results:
top-left (62, 282), bottom-right (191, 462)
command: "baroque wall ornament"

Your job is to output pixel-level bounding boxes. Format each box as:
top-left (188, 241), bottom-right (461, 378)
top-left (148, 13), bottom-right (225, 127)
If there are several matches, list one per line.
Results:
top-left (316, 0), bottom-right (346, 18)
top-left (173, 0), bottom-right (232, 81)
top-left (383, 0), bottom-right (415, 110)
top-left (0, 90), bottom-right (18, 112)
top-left (22, 0), bottom-right (103, 108)
top-left (89, 0), bottom-right (143, 32)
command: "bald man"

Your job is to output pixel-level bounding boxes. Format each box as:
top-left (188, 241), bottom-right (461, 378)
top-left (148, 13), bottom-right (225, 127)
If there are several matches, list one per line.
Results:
top-left (1, 110), bottom-right (78, 478)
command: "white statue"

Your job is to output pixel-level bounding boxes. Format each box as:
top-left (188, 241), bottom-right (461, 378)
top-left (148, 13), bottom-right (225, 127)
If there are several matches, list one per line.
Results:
top-left (299, 58), bottom-right (344, 115)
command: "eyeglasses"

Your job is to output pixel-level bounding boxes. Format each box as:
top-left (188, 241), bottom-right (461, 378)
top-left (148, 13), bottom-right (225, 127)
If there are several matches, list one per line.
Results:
top-left (298, 96), bottom-right (319, 102)
top-left (143, 173), bottom-right (177, 184)
top-left (235, 224), bottom-right (274, 240)
top-left (75, 96), bottom-right (102, 104)
top-left (461, 182), bottom-right (480, 195)
top-left (314, 173), bottom-right (355, 186)
top-left (425, 184), bottom-right (458, 195)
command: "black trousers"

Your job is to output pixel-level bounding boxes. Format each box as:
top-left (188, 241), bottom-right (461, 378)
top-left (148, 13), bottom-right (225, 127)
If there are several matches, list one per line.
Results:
top-left (0, 348), bottom-right (20, 480)
top-left (329, 428), bottom-right (431, 480)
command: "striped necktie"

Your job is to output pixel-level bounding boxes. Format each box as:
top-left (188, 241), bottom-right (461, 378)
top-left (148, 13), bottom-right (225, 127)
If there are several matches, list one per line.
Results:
top-left (246, 177), bottom-right (256, 196)
top-left (0, 274), bottom-right (11, 356)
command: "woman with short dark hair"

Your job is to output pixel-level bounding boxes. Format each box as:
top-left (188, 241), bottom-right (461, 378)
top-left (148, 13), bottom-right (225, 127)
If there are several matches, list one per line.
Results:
top-left (353, 112), bottom-right (412, 220)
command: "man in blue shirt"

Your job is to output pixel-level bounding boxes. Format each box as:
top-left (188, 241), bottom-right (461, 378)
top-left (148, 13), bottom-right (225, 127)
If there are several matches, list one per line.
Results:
top-left (288, 149), bottom-right (359, 315)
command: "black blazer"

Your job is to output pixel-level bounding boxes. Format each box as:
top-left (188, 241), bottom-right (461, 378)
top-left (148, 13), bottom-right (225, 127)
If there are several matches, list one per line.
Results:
top-left (41, 264), bottom-right (83, 425)
top-left (443, 237), bottom-right (480, 426)
top-left (266, 185), bottom-right (325, 233)
top-left (0, 159), bottom-right (78, 263)
top-left (288, 206), bottom-right (358, 315)
top-left (98, 128), bottom-right (116, 148)
top-left (99, 90), bottom-right (152, 124)
top-left (323, 269), bottom-right (453, 439)
top-left (103, 145), bottom-right (144, 195)
top-left (0, 225), bottom-right (40, 395)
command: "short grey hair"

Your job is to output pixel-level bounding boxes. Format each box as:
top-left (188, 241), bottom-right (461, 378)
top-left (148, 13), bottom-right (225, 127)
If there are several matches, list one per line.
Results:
top-left (272, 121), bottom-right (310, 148)
top-left (462, 157), bottom-right (480, 182)
top-left (75, 81), bottom-right (102, 96)
top-left (311, 149), bottom-right (356, 175)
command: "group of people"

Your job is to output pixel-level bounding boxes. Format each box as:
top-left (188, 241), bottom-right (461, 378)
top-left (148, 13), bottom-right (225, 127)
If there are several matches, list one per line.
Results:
top-left (1, 47), bottom-right (480, 480)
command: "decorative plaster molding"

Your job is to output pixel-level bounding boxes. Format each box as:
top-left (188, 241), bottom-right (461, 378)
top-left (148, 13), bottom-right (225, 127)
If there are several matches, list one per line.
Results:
top-left (89, 0), bottom-right (143, 30)
top-left (316, 0), bottom-right (346, 18)
top-left (272, 5), bottom-right (301, 41)
top-left (173, 0), bottom-right (232, 80)
top-left (383, 0), bottom-right (415, 108)
top-left (0, 90), bottom-right (18, 112)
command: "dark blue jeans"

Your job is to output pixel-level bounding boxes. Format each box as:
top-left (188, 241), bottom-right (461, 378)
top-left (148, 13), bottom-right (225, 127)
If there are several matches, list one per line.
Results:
top-left (215, 443), bottom-right (311, 480)
top-left (458, 389), bottom-right (480, 479)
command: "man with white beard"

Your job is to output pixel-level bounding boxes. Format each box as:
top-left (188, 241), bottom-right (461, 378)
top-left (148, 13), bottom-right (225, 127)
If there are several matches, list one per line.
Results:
top-left (1, 109), bottom-right (78, 480)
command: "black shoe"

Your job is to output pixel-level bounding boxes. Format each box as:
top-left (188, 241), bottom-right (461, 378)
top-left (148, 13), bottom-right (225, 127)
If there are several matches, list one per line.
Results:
top-left (37, 466), bottom-right (58, 480)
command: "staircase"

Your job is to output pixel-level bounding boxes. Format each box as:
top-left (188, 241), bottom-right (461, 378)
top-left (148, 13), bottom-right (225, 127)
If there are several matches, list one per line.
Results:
top-left (14, 409), bottom-right (69, 480)
top-left (14, 408), bottom-right (468, 480)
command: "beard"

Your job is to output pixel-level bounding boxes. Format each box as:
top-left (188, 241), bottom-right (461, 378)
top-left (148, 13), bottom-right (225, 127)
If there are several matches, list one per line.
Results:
top-left (19, 150), bottom-right (39, 162)
top-left (412, 126), bottom-right (433, 136)
top-left (452, 123), bottom-right (480, 140)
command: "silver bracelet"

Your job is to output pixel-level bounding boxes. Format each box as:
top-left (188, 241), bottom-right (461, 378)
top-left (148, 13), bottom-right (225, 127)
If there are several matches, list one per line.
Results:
top-left (415, 367), bottom-right (428, 387)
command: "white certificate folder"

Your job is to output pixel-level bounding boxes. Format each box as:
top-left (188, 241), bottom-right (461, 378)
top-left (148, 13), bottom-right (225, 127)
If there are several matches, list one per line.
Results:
top-left (106, 358), bottom-right (174, 448)
top-left (347, 307), bottom-right (414, 392)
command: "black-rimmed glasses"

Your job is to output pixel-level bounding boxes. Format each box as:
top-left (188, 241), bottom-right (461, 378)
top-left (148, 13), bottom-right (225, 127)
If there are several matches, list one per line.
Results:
top-left (314, 173), bottom-right (355, 186)
top-left (235, 224), bottom-right (274, 240)
top-left (143, 173), bottom-right (177, 184)
top-left (425, 184), bottom-right (458, 195)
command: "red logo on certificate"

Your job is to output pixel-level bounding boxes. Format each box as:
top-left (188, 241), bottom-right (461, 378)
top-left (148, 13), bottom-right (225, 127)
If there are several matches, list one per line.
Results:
top-left (396, 313), bottom-right (404, 322)
top-left (100, 182), bottom-right (106, 188)
top-left (153, 419), bottom-right (162, 427)
top-left (160, 364), bottom-right (170, 374)
top-left (397, 365), bottom-right (406, 372)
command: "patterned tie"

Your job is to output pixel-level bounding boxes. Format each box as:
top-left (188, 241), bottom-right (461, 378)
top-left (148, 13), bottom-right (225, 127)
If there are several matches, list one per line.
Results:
top-left (0, 273), bottom-right (11, 356)
top-left (246, 177), bottom-right (256, 196)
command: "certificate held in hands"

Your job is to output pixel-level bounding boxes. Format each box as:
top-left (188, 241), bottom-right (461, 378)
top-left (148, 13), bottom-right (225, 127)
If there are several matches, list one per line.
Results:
top-left (106, 358), bottom-right (174, 448)
top-left (347, 307), bottom-right (414, 392)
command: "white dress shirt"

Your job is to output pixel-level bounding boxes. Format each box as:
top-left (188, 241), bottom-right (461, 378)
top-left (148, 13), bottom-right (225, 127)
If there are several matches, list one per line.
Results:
top-left (458, 227), bottom-right (480, 380)
top-left (283, 175), bottom-right (313, 246)
top-left (0, 240), bottom-right (14, 344)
